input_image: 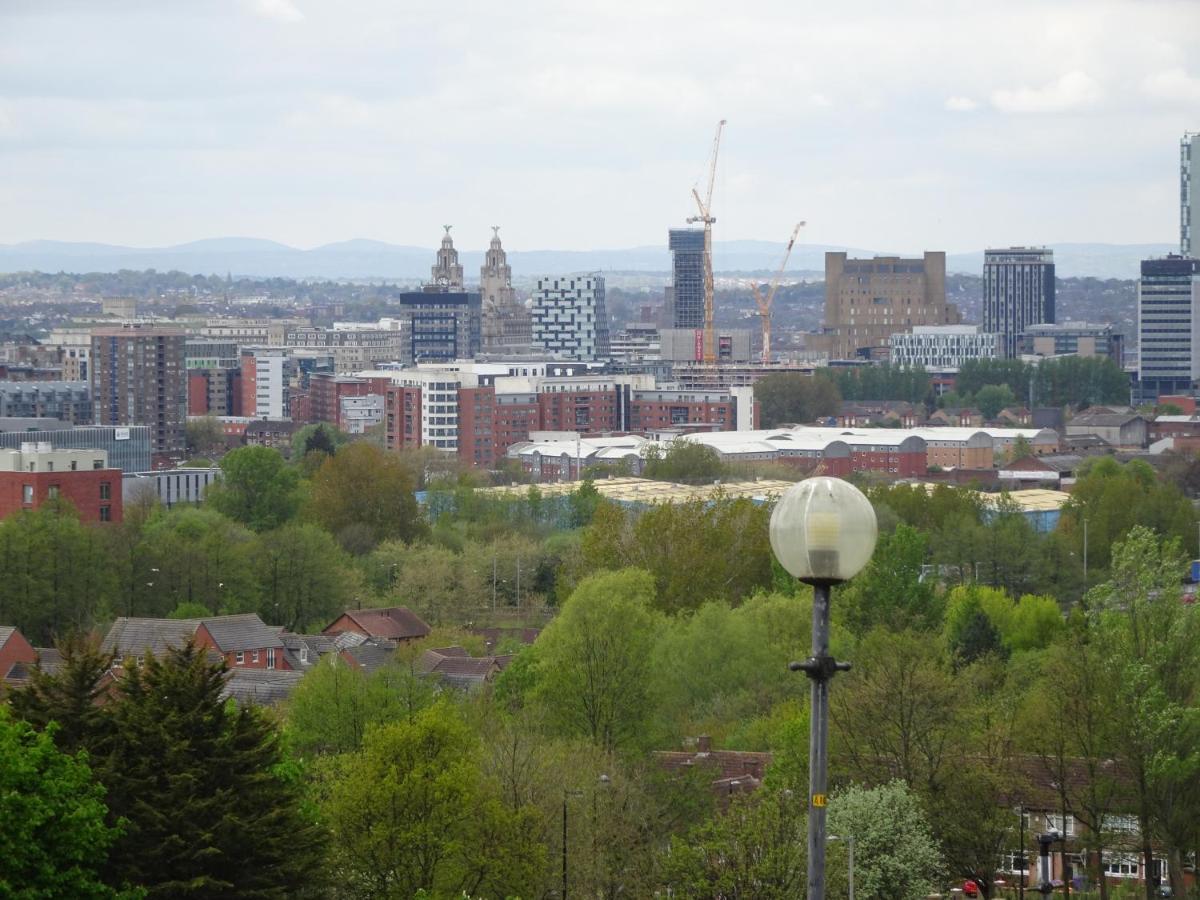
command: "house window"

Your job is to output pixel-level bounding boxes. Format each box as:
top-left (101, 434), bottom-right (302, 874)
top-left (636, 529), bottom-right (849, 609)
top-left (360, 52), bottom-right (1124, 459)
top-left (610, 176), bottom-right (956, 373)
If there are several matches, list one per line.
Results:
top-left (998, 851), bottom-right (1028, 874)
top-left (267, 648), bottom-right (276, 670)
top-left (22, 484), bottom-right (33, 504)
top-left (299, 647), bottom-right (309, 664)
top-left (99, 506), bottom-right (111, 522)
top-left (252, 650), bottom-right (260, 663)
top-left (100, 482), bottom-right (111, 500)
top-left (47, 485), bottom-right (59, 499)
top-left (1106, 814), bottom-right (1139, 835)
top-left (235, 651), bottom-right (245, 665)
top-left (93, 459), bottom-right (103, 469)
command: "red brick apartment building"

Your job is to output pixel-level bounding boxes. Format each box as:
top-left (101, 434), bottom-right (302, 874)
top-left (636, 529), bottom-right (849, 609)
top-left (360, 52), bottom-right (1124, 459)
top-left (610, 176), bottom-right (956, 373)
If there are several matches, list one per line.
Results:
top-left (0, 443), bottom-right (122, 523)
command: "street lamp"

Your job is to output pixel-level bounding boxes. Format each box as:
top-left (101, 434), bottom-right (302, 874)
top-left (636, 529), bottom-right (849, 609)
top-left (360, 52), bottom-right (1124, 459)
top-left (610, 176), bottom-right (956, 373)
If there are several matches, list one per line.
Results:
top-left (562, 773), bottom-right (611, 899)
top-left (769, 477), bottom-right (877, 900)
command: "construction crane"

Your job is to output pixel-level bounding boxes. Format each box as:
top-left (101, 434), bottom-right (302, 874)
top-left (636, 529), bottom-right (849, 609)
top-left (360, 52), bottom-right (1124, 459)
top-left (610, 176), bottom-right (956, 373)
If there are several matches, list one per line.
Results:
top-left (750, 222), bottom-right (805, 365)
top-left (687, 119), bottom-right (726, 366)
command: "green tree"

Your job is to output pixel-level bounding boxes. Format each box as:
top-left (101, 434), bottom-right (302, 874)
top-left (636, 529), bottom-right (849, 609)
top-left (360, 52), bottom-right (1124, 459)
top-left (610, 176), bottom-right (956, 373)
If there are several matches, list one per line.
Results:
top-left (184, 415), bottom-right (225, 459)
top-left (9, 633), bottom-right (115, 756)
top-left (321, 702), bottom-right (544, 899)
top-left (102, 642), bottom-right (326, 897)
top-left (0, 706), bottom-right (124, 900)
top-left (826, 781), bottom-right (944, 900)
top-left (838, 523), bottom-right (940, 633)
top-left (642, 441), bottom-right (727, 483)
top-left (532, 569), bottom-right (662, 751)
top-left (755, 372), bottom-right (842, 426)
top-left (285, 654), bottom-right (433, 757)
top-left (206, 445), bottom-right (301, 531)
top-left (308, 443), bottom-right (424, 551)
top-left (256, 522), bottom-right (358, 630)
top-left (976, 383), bottom-right (1017, 420)
top-left (661, 789), bottom-right (806, 899)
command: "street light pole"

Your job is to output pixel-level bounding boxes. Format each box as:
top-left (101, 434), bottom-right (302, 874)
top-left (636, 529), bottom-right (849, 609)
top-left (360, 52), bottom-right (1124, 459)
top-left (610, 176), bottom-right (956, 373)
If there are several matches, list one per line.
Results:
top-left (770, 477), bottom-right (878, 900)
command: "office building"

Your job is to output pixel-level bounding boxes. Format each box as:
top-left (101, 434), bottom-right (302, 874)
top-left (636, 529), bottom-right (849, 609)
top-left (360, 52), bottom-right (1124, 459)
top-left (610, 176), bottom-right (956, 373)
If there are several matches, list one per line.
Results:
top-left (530, 275), bottom-right (611, 361)
top-left (1184, 132), bottom-right (1199, 257)
top-left (819, 252), bottom-right (959, 359)
top-left (480, 227), bottom-right (533, 352)
top-left (396, 289), bottom-right (482, 363)
top-left (91, 326), bottom-right (186, 457)
top-left (983, 247), bottom-right (1056, 357)
top-left (185, 340), bottom-right (240, 370)
top-left (0, 425), bottom-right (151, 474)
top-left (123, 467), bottom-right (222, 509)
top-left (0, 443), bottom-right (122, 523)
top-left (668, 228), bottom-right (706, 329)
top-left (1021, 322), bottom-right (1123, 362)
top-left (283, 327), bottom-right (405, 373)
top-left (239, 348), bottom-right (292, 419)
top-left (0, 382), bottom-right (92, 424)
top-left (889, 325), bottom-right (999, 369)
top-left (1137, 255), bottom-right (1200, 400)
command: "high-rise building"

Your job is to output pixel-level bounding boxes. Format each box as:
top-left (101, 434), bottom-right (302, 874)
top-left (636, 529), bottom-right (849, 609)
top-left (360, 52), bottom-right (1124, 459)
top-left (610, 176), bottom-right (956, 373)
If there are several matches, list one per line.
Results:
top-left (1183, 132), bottom-right (1199, 257)
top-left (983, 247), bottom-right (1056, 358)
top-left (90, 325), bottom-right (186, 458)
top-left (431, 225), bottom-right (464, 288)
top-left (479, 227), bottom-right (532, 352)
top-left (239, 347), bottom-right (293, 419)
top-left (819, 252), bottom-right (958, 359)
top-left (1137, 255), bottom-right (1200, 400)
top-left (668, 229), bottom-right (706, 329)
top-left (1021, 322), bottom-right (1123, 362)
top-left (530, 275), bottom-right (611, 361)
top-left (396, 289), bottom-right (482, 363)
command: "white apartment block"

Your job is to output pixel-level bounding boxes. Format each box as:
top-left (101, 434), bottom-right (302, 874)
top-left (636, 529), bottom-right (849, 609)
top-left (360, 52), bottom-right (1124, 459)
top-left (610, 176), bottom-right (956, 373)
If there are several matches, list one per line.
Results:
top-left (531, 275), bottom-right (611, 361)
top-left (242, 347), bottom-right (291, 419)
top-left (889, 325), bottom-right (999, 369)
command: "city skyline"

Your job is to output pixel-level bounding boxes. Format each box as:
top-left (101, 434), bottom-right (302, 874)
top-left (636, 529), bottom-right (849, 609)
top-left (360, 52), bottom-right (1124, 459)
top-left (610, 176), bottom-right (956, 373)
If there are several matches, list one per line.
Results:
top-left (1, 0), bottom-right (1197, 254)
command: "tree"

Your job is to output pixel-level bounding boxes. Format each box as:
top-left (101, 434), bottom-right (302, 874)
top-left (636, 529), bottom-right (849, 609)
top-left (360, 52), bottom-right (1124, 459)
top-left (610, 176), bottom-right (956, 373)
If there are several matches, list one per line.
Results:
top-left (9, 633), bottom-right (115, 756)
top-left (285, 654), bottom-right (433, 757)
top-left (206, 445), bottom-right (301, 531)
top-left (308, 443), bottom-right (424, 551)
top-left (184, 415), bottom-right (225, 459)
top-left (754, 372), bottom-right (842, 426)
top-left (661, 789), bottom-right (806, 899)
top-left (976, 383), bottom-right (1017, 420)
top-left (826, 781), bottom-right (944, 900)
top-left (532, 569), bottom-right (662, 751)
top-left (642, 441), bottom-right (726, 484)
top-left (837, 523), bottom-right (940, 634)
top-left (102, 642), bottom-right (326, 897)
top-left (0, 706), bottom-right (124, 899)
top-left (321, 702), bottom-right (544, 899)
top-left (255, 523), bottom-right (358, 630)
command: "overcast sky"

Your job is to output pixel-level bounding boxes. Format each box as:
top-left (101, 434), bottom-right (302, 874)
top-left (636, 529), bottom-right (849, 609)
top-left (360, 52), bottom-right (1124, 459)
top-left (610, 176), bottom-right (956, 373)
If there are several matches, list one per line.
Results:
top-left (1, 0), bottom-right (1197, 254)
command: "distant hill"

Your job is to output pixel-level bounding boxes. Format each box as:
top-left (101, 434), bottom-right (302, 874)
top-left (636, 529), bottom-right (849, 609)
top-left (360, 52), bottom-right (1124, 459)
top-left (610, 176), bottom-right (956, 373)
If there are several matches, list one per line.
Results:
top-left (0, 237), bottom-right (1174, 281)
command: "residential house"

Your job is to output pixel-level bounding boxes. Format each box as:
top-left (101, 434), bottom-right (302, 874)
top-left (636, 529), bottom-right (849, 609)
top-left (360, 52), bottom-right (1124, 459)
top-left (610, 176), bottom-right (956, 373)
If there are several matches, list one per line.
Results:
top-left (221, 669), bottom-right (304, 706)
top-left (994, 407), bottom-right (1032, 427)
top-left (928, 407), bottom-right (984, 427)
top-left (0, 625), bottom-right (36, 687)
top-left (322, 606), bottom-right (431, 643)
top-left (103, 613), bottom-right (292, 671)
top-left (656, 735), bottom-right (773, 804)
top-left (417, 645), bottom-right (512, 690)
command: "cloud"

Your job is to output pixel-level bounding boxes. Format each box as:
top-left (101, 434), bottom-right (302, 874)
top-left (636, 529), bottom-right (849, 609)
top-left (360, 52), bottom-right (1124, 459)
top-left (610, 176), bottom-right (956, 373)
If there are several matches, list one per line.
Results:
top-left (944, 96), bottom-right (978, 112)
top-left (244, 0), bottom-right (304, 23)
top-left (1141, 67), bottom-right (1200, 105)
top-left (990, 70), bottom-right (1102, 113)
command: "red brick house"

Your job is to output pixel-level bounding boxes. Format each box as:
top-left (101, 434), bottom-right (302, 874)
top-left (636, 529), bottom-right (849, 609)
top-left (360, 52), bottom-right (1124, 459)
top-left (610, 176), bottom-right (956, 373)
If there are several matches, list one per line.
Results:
top-left (0, 625), bottom-right (36, 687)
top-left (0, 445), bottom-right (122, 524)
top-left (103, 613), bottom-right (292, 670)
top-left (322, 606), bottom-right (431, 643)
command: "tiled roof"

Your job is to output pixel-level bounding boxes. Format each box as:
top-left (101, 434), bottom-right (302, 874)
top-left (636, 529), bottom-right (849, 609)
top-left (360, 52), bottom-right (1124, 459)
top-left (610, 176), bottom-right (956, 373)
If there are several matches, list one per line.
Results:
top-left (221, 669), bottom-right (304, 706)
top-left (0, 626), bottom-right (16, 648)
top-left (656, 749), bottom-right (773, 782)
top-left (330, 607), bottom-right (431, 641)
top-left (102, 617), bottom-right (200, 657)
top-left (200, 614), bottom-right (284, 653)
top-left (342, 639), bottom-right (398, 674)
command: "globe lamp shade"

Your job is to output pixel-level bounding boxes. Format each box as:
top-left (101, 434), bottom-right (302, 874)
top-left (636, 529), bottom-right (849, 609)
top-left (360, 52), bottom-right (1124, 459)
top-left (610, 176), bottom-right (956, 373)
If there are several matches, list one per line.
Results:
top-left (769, 477), bottom-right (878, 584)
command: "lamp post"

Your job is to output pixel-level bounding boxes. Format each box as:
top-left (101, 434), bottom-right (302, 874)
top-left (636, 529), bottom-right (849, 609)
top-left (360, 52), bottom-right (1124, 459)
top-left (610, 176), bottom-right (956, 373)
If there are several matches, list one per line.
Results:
top-left (769, 477), bottom-right (878, 900)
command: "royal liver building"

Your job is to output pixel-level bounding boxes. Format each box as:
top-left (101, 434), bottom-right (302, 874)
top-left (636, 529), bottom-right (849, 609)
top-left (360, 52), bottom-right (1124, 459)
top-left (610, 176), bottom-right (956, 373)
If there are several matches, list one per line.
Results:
top-left (479, 227), bottom-right (532, 353)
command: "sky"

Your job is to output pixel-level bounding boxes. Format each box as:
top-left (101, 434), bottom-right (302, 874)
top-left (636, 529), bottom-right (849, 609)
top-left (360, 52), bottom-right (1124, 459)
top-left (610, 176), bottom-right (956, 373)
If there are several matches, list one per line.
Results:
top-left (1, 0), bottom-right (1197, 254)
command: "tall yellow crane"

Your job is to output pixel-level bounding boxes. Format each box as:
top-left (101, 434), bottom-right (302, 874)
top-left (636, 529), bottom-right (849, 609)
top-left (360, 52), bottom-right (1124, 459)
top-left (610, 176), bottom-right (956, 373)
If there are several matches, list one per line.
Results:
top-left (750, 221), bottom-right (805, 365)
top-left (687, 119), bottom-right (726, 366)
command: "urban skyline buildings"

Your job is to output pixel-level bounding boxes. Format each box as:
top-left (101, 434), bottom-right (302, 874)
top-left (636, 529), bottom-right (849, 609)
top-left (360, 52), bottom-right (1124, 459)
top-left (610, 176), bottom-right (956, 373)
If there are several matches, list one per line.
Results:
top-left (90, 325), bottom-right (187, 458)
top-left (667, 228), bottom-right (706, 330)
top-left (530, 275), bottom-right (611, 362)
top-left (983, 247), bottom-right (1057, 358)
top-left (1184, 132), bottom-right (1198, 258)
top-left (1137, 255), bottom-right (1200, 401)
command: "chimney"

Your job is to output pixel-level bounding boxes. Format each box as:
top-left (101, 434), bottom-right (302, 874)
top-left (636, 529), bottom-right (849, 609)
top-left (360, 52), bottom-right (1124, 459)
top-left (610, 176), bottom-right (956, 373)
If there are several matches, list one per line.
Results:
top-left (696, 735), bottom-right (712, 753)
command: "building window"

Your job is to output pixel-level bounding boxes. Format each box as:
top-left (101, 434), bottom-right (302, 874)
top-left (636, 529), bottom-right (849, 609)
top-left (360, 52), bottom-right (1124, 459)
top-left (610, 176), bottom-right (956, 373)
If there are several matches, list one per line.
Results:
top-left (22, 484), bottom-right (33, 504)
top-left (47, 485), bottom-right (59, 499)
top-left (1045, 814), bottom-right (1075, 837)
top-left (235, 651), bottom-right (245, 665)
top-left (100, 482), bottom-right (111, 500)
top-left (99, 506), bottom-right (111, 522)
top-left (267, 648), bottom-right (276, 670)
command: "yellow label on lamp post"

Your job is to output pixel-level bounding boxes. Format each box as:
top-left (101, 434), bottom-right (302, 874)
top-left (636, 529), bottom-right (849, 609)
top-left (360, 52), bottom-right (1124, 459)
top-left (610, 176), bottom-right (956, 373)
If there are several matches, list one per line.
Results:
top-left (812, 793), bottom-right (827, 807)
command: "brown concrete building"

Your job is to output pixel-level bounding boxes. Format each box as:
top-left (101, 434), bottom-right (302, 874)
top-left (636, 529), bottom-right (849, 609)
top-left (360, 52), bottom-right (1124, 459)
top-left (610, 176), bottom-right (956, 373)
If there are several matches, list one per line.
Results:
top-left (818, 251), bottom-right (960, 359)
top-left (91, 325), bottom-right (186, 458)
